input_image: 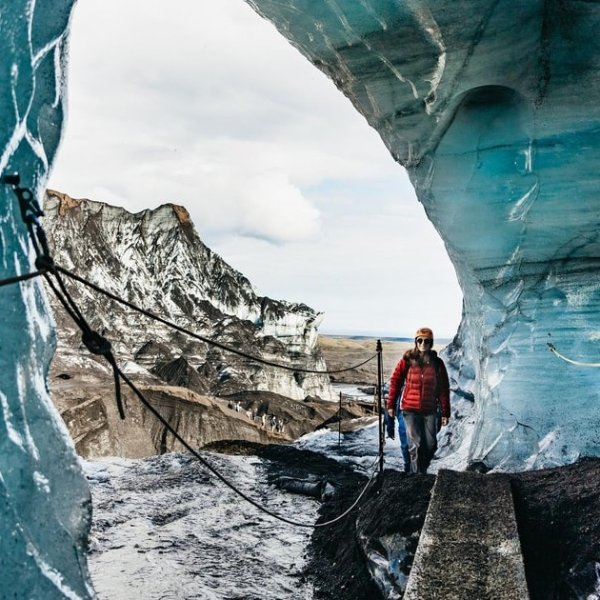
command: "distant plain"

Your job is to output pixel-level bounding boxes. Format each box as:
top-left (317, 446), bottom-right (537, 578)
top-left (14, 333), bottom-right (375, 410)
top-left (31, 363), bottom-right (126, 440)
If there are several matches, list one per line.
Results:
top-left (318, 335), bottom-right (414, 384)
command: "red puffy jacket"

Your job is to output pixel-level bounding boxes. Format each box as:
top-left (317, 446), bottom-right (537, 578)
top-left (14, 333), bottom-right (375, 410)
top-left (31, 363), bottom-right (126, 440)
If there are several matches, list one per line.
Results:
top-left (387, 350), bottom-right (450, 418)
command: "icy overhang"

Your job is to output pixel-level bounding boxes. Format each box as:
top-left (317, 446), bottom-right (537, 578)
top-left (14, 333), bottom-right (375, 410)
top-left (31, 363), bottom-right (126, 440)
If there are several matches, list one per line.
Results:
top-left (0, 0), bottom-right (93, 597)
top-left (247, 0), bottom-right (600, 470)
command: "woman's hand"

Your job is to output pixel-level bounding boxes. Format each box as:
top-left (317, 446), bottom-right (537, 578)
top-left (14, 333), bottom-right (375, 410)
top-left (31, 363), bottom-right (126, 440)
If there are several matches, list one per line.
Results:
top-left (387, 408), bottom-right (395, 418)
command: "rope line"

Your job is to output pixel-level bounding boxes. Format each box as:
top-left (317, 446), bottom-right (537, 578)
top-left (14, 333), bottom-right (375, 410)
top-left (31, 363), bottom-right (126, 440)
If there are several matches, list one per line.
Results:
top-left (115, 360), bottom-right (380, 528)
top-left (1, 262), bottom-right (377, 377)
top-left (52, 262), bottom-right (379, 528)
top-left (0, 270), bottom-right (45, 287)
top-left (0, 173), bottom-right (376, 375)
top-left (46, 247), bottom-right (380, 527)
top-left (52, 260), bottom-right (377, 527)
top-left (547, 342), bottom-right (600, 368)
top-left (42, 271), bottom-right (126, 419)
top-left (2, 175), bottom-right (382, 529)
top-left (54, 264), bottom-right (377, 375)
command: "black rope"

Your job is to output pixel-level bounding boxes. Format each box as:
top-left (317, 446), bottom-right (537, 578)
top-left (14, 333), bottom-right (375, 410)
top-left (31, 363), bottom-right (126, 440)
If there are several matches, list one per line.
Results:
top-left (49, 267), bottom-right (381, 526)
top-left (0, 270), bottom-right (45, 287)
top-left (13, 182), bottom-right (53, 268)
top-left (0, 174), bottom-right (50, 288)
top-left (54, 264), bottom-right (378, 376)
top-left (2, 175), bottom-right (377, 376)
top-left (2, 174), bottom-right (126, 419)
top-left (48, 260), bottom-right (377, 525)
top-left (3, 175), bottom-right (382, 528)
top-left (0, 260), bottom-right (378, 376)
top-left (115, 362), bottom-right (379, 528)
top-left (42, 271), bottom-right (126, 420)
top-left (42, 273), bottom-right (84, 334)
top-left (52, 258), bottom-right (380, 526)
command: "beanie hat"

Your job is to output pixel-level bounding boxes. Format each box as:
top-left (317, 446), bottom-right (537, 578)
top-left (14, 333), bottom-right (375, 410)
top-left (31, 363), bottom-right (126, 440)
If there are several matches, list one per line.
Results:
top-left (415, 327), bottom-right (434, 341)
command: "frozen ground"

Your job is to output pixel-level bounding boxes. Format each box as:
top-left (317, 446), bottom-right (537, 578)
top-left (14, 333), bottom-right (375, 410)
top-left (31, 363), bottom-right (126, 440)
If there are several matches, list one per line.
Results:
top-left (83, 419), bottom-right (407, 599)
top-left (83, 452), bottom-right (319, 600)
top-left (80, 358), bottom-right (416, 600)
top-left (82, 423), bottom-right (600, 599)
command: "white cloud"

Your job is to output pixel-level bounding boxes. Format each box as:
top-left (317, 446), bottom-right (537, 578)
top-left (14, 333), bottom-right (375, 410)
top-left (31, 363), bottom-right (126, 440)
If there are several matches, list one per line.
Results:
top-left (211, 204), bottom-right (462, 337)
top-left (236, 172), bottom-right (320, 242)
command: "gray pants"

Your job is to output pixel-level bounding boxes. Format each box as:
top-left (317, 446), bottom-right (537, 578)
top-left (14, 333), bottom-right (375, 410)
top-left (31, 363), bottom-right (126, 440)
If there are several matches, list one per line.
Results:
top-left (402, 411), bottom-right (438, 474)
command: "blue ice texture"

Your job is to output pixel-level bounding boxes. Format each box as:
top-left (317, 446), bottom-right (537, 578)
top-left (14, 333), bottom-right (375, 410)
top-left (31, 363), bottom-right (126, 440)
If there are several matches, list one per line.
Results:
top-left (247, 0), bottom-right (600, 470)
top-left (1, 0), bottom-right (600, 592)
top-left (0, 1), bottom-right (93, 597)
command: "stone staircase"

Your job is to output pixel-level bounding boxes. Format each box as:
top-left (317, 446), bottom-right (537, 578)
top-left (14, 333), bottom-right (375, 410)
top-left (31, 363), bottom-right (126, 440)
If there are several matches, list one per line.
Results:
top-left (404, 469), bottom-right (530, 599)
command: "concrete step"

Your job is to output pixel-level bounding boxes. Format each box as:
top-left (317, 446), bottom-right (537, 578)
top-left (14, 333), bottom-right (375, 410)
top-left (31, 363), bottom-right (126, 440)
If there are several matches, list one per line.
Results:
top-left (403, 469), bottom-right (529, 600)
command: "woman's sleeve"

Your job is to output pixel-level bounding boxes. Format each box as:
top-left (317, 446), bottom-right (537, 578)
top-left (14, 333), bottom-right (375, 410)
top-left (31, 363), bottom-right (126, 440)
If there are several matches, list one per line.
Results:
top-left (387, 358), bottom-right (406, 411)
top-left (437, 359), bottom-right (451, 418)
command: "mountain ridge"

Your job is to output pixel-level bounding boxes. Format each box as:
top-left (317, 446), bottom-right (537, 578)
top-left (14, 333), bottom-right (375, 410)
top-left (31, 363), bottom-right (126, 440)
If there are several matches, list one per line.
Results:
top-left (42, 190), bottom-right (353, 458)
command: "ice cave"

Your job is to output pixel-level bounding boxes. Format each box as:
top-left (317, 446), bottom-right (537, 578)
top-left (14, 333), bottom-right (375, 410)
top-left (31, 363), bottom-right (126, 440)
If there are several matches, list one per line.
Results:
top-left (2, 0), bottom-right (600, 595)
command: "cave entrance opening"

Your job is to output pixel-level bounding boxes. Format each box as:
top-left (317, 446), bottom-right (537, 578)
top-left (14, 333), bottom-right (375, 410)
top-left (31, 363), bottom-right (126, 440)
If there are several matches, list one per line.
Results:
top-left (49, 0), bottom-right (462, 340)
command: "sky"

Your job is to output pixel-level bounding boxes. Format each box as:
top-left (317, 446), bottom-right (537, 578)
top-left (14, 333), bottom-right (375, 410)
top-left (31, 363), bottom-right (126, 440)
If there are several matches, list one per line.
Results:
top-left (49, 0), bottom-right (463, 339)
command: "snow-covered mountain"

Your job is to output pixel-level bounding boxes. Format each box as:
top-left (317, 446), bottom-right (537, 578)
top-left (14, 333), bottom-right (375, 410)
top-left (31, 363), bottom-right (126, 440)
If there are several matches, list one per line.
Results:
top-left (41, 191), bottom-right (339, 457)
top-left (43, 190), bottom-right (333, 399)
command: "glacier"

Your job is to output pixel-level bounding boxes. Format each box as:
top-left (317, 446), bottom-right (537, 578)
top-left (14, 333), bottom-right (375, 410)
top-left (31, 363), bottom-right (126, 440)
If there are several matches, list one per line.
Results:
top-left (245, 0), bottom-right (600, 470)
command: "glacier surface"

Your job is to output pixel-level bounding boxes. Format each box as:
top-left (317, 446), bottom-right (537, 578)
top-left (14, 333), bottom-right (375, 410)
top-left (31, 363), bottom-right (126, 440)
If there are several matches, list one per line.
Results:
top-left (83, 453), bottom-right (318, 600)
top-left (0, 0), bottom-right (94, 597)
top-left (246, 0), bottom-right (600, 470)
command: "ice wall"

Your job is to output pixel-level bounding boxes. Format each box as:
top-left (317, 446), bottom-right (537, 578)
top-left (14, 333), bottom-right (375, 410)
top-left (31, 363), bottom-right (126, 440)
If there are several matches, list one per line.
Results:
top-left (0, 1), bottom-right (93, 596)
top-left (246, 0), bottom-right (600, 470)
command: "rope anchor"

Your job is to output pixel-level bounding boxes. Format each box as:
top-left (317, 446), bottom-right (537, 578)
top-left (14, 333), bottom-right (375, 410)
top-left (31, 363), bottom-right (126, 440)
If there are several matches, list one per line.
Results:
top-left (547, 341), bottom-right (600, 368)
top-left (1, 173), bottom-right (21, 186)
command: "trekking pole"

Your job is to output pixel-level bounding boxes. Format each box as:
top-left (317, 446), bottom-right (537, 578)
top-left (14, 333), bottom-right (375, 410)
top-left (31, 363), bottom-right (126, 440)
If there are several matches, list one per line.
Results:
top-left (376, 339), bottom-right (384, 477)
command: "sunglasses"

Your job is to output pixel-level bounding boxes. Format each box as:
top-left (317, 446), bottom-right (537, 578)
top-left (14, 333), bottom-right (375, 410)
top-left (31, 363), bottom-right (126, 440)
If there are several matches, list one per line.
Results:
top-left (416, 337), bottom-right (433, 345)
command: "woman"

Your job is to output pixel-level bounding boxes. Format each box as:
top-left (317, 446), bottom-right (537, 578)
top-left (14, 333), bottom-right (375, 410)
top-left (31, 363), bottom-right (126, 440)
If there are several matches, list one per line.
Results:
top-left (386, 327), bottom-right (450, 474)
